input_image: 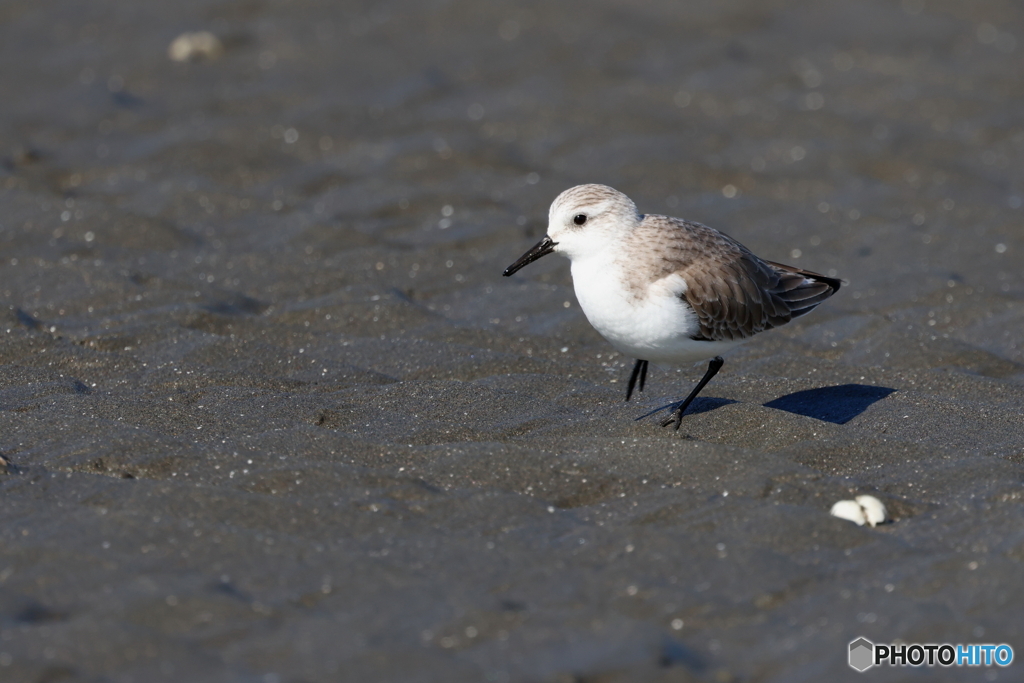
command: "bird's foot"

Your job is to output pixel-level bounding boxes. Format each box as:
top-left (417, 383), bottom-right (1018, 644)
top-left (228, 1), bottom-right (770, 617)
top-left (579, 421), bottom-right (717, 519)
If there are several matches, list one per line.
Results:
top-left (658, 404), bottom-right (685, 430)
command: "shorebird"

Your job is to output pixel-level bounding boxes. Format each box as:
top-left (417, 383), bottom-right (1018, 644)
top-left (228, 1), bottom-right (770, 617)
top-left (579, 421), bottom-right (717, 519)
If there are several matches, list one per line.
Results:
top-left (503, 184), bottom-right (841, 429)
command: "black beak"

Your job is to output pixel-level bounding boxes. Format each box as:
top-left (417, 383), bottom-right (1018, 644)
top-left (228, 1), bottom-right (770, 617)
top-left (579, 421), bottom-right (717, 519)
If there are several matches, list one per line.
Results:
top-left (502, 236), bottom-right (558, 277)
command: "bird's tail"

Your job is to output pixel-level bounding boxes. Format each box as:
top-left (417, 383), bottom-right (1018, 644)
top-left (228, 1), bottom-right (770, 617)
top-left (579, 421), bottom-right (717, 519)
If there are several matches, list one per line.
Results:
top-left (765, 261), bottom-right (843, 318)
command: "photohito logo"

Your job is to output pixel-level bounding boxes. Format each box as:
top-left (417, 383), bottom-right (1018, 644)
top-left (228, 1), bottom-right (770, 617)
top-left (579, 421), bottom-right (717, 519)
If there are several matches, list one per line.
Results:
top-left (848, 637), bottom-right (1014, 672)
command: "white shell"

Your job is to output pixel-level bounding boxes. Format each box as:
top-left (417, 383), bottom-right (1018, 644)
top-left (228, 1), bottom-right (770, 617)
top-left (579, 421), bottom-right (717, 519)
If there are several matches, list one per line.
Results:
top-left (855, 495), bottom-right (889, 527)
top-left (830, 500), bottom-right (867, 525)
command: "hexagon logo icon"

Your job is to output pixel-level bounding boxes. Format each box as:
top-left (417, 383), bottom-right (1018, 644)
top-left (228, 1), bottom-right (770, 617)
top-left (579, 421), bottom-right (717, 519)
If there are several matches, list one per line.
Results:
top-left (849, 637), bottom-right (875, 672)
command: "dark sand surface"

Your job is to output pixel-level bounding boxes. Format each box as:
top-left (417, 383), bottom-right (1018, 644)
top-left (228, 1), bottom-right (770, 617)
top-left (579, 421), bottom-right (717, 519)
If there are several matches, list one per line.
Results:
top-left (2, 1), bottom-right (1024, 681)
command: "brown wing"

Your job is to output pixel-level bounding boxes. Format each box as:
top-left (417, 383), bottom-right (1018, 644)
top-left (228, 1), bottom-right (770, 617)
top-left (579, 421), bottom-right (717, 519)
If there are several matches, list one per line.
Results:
top-left (684, 254), bottom-right (841, 341)
top-left (622, 215), bottom-right (841, 342)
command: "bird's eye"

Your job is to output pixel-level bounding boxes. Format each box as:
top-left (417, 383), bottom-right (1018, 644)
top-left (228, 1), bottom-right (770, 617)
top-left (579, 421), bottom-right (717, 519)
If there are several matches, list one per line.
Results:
top-left (573, 214), bottom-right (587, 226)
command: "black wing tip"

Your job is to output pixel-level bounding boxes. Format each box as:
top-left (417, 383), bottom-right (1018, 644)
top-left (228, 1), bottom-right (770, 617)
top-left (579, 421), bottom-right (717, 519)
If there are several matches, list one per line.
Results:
top-left (816, 274), bottom-right (843, 293)
top-left (765, 260), bottom-right (843, 293)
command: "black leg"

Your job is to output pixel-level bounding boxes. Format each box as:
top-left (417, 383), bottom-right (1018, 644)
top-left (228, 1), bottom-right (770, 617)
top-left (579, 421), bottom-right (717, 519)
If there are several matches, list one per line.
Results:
top-left (660, 356), bottom-right (724, 430)
top-left (626, 359), bottom-right (649, 401)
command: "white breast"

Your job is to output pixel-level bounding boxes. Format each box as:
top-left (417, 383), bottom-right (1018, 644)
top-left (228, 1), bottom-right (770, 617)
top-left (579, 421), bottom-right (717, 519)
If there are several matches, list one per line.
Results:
top-left (570, 258), bottom-right (742, 365)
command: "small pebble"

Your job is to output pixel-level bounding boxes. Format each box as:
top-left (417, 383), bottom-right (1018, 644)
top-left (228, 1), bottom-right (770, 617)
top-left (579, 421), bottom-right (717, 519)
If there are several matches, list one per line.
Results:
top-left (168, 32), bottom-right (224, 62)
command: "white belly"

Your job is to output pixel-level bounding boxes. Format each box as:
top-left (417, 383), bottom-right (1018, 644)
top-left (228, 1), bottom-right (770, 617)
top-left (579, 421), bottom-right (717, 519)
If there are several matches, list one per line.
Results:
top-left (570, 258), bottom-right (742, 365)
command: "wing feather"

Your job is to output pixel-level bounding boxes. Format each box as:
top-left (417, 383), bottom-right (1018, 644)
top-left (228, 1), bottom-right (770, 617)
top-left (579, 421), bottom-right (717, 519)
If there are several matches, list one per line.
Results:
top-left (622, 216), bottom-right (841, 342)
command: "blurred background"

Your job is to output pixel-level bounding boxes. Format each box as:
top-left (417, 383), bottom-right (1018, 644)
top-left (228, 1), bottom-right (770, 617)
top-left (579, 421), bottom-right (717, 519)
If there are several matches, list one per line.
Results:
top-left (1, 1), bottom-right (1023, 682)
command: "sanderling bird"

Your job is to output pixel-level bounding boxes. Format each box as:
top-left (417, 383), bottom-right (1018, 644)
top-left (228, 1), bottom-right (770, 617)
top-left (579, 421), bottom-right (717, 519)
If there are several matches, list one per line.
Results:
top-left (503, 184), bottom-right (841, 429)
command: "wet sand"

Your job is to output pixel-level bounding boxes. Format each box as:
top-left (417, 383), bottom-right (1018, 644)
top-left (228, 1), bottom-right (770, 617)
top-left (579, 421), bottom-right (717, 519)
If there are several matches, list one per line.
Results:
top-left (1, 0), bottom-right (1023, 681)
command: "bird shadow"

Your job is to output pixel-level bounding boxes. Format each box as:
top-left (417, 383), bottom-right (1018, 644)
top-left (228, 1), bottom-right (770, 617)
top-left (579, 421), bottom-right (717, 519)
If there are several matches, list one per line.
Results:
top-left (634, 397), bottom-right (737, 421)
top-left (764, 384), bottom-right (896, 424)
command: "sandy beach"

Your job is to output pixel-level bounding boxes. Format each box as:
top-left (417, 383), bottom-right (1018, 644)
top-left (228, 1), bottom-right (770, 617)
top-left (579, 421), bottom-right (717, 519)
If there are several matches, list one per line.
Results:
top-left (2, 0), bottom-right (1023, 681)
